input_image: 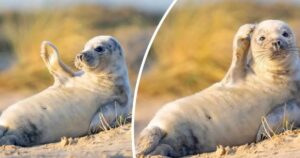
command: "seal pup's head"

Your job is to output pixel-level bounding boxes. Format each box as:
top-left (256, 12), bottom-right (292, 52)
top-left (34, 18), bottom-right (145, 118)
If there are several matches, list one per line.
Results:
top-left (75, 36), bottom-right (132, 108)
top-left (75, 35), bottom-right (126, 75)
top-left (250, 20), bottom-right (299, 76)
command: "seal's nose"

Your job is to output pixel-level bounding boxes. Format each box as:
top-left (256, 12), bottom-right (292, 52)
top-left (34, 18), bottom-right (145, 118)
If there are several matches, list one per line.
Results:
top-left (77, 54), bottom-right (83, 61)
top-left (272, 40), bottom-right (282, 51)
top-left (77, 52), bottom-right (88, 61)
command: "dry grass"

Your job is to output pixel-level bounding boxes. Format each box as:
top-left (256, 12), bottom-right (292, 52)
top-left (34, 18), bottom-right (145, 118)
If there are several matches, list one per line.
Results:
top-left (98, 112), bottom-right (131, 132)
top-left (0, 5), bottom-right (158, 93)
top-left (139, 1), bottom-right (300, 97)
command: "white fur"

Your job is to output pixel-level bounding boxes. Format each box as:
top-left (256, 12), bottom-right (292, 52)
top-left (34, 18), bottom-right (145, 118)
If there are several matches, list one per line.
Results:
top-left (0, 36), bottom-right (131, 146)
top-left (137, 20), bottom-right (300, 157)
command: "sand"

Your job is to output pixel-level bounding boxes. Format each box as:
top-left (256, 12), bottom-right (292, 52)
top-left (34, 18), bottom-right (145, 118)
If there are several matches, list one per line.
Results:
top-left (0, 124), bottom-right (132, 158)
top-left (0, 91), bottom-right (133, 158)
top-left (190, 130), bottom-right (300, 158)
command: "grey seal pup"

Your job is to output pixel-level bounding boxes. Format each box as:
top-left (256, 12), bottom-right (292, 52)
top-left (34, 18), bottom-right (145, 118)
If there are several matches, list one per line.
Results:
top-left (137, 20), bottom-right (300, 157)
top-left (0, 35), bottom-right (131, 146)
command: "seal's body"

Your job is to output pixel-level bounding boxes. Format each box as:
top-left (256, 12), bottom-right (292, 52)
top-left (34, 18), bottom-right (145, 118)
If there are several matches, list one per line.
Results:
top-left (140, 76), bottom-right (295, 156)
top-left (0, 36), bottom-right (131, 146)
top-left (0, 77), bottom-right (111, 145)
top-left (137, 20), bottom-right (300, 157)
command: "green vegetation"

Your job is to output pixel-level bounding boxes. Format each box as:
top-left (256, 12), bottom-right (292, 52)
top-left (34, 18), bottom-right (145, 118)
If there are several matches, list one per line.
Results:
top-left (139, 1), bottom-right (300, 97)
top-left (0, 5), bottom-right (159, 92)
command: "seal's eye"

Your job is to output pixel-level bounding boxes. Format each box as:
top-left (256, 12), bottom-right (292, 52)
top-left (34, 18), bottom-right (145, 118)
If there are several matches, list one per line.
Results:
top-left (95, 46), bottom-right (104, 52)
top-left (259, 36), bottom-right (265, 41)
top-left (282, 31), bottom-right (289, 38)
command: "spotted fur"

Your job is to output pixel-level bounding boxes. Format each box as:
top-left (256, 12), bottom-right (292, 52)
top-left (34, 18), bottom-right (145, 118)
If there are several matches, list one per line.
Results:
top-left (137, 20), bottom-right (300, 157)
top-left (0, 36), bottom-right (131, 146)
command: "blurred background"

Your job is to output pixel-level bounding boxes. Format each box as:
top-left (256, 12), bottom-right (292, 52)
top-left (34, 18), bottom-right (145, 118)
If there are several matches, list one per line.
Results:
top-left (0, 0), bottom-right (172, 111)
top-left (135, 0), bottom-right (300, 138)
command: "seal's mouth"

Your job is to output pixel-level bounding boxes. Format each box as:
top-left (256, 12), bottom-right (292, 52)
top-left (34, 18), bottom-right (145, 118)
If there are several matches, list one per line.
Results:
top-left (75, 52), bottom-right (98, 70)
top-left (268, 40), bottom-right (290, 59)
top-left (270, 50), bottom-right (289, 60)
top-left (269, 47), bottom-right (300, 61)
top-left (270, 47), bottom-right (292, 59)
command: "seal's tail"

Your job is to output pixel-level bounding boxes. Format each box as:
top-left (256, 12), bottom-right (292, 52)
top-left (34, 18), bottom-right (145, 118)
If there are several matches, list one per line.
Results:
top-left (136, 126), bottom-right (166, 156)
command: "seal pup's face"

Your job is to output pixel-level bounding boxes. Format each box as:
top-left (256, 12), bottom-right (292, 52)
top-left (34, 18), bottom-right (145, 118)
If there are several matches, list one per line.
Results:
top-left (251, 20), bottom-right (298, 67)
top-left (75, 36), bottom-right (125, 73)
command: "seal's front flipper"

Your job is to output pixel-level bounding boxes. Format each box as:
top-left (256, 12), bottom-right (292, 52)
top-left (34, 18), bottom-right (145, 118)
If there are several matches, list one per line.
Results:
top-left (88, 101), bottom-right (129, 134)
top-left (222, 24), bottom-right (255, 86)
top-left (88, 110), bottom-right (114, 134)
top-left (256, 100), bottom-right (300, 142)
top-left (41, 41), bottom-right (75, 86)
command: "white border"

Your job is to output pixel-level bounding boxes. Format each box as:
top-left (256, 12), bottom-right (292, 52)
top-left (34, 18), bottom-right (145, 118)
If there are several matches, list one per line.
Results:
top-left (131, 0), bottom-right (178, 157)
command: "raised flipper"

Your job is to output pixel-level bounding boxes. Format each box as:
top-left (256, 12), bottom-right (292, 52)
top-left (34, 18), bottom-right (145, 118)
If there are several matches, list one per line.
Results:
top-left (88, 101), bottom-right (130, 134)
top-left (221, 24), bottom-right (256, 85)
top-left (41, 41), bottom-right (76, 86)
top-left (256, 100), bottom-right (300, 142)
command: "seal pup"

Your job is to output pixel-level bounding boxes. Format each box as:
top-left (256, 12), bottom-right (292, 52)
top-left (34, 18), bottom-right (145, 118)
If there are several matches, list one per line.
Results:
top-left (0, 36), bottom-right (131, 146)
top-left (137, 20), bottom-right (300, 157)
